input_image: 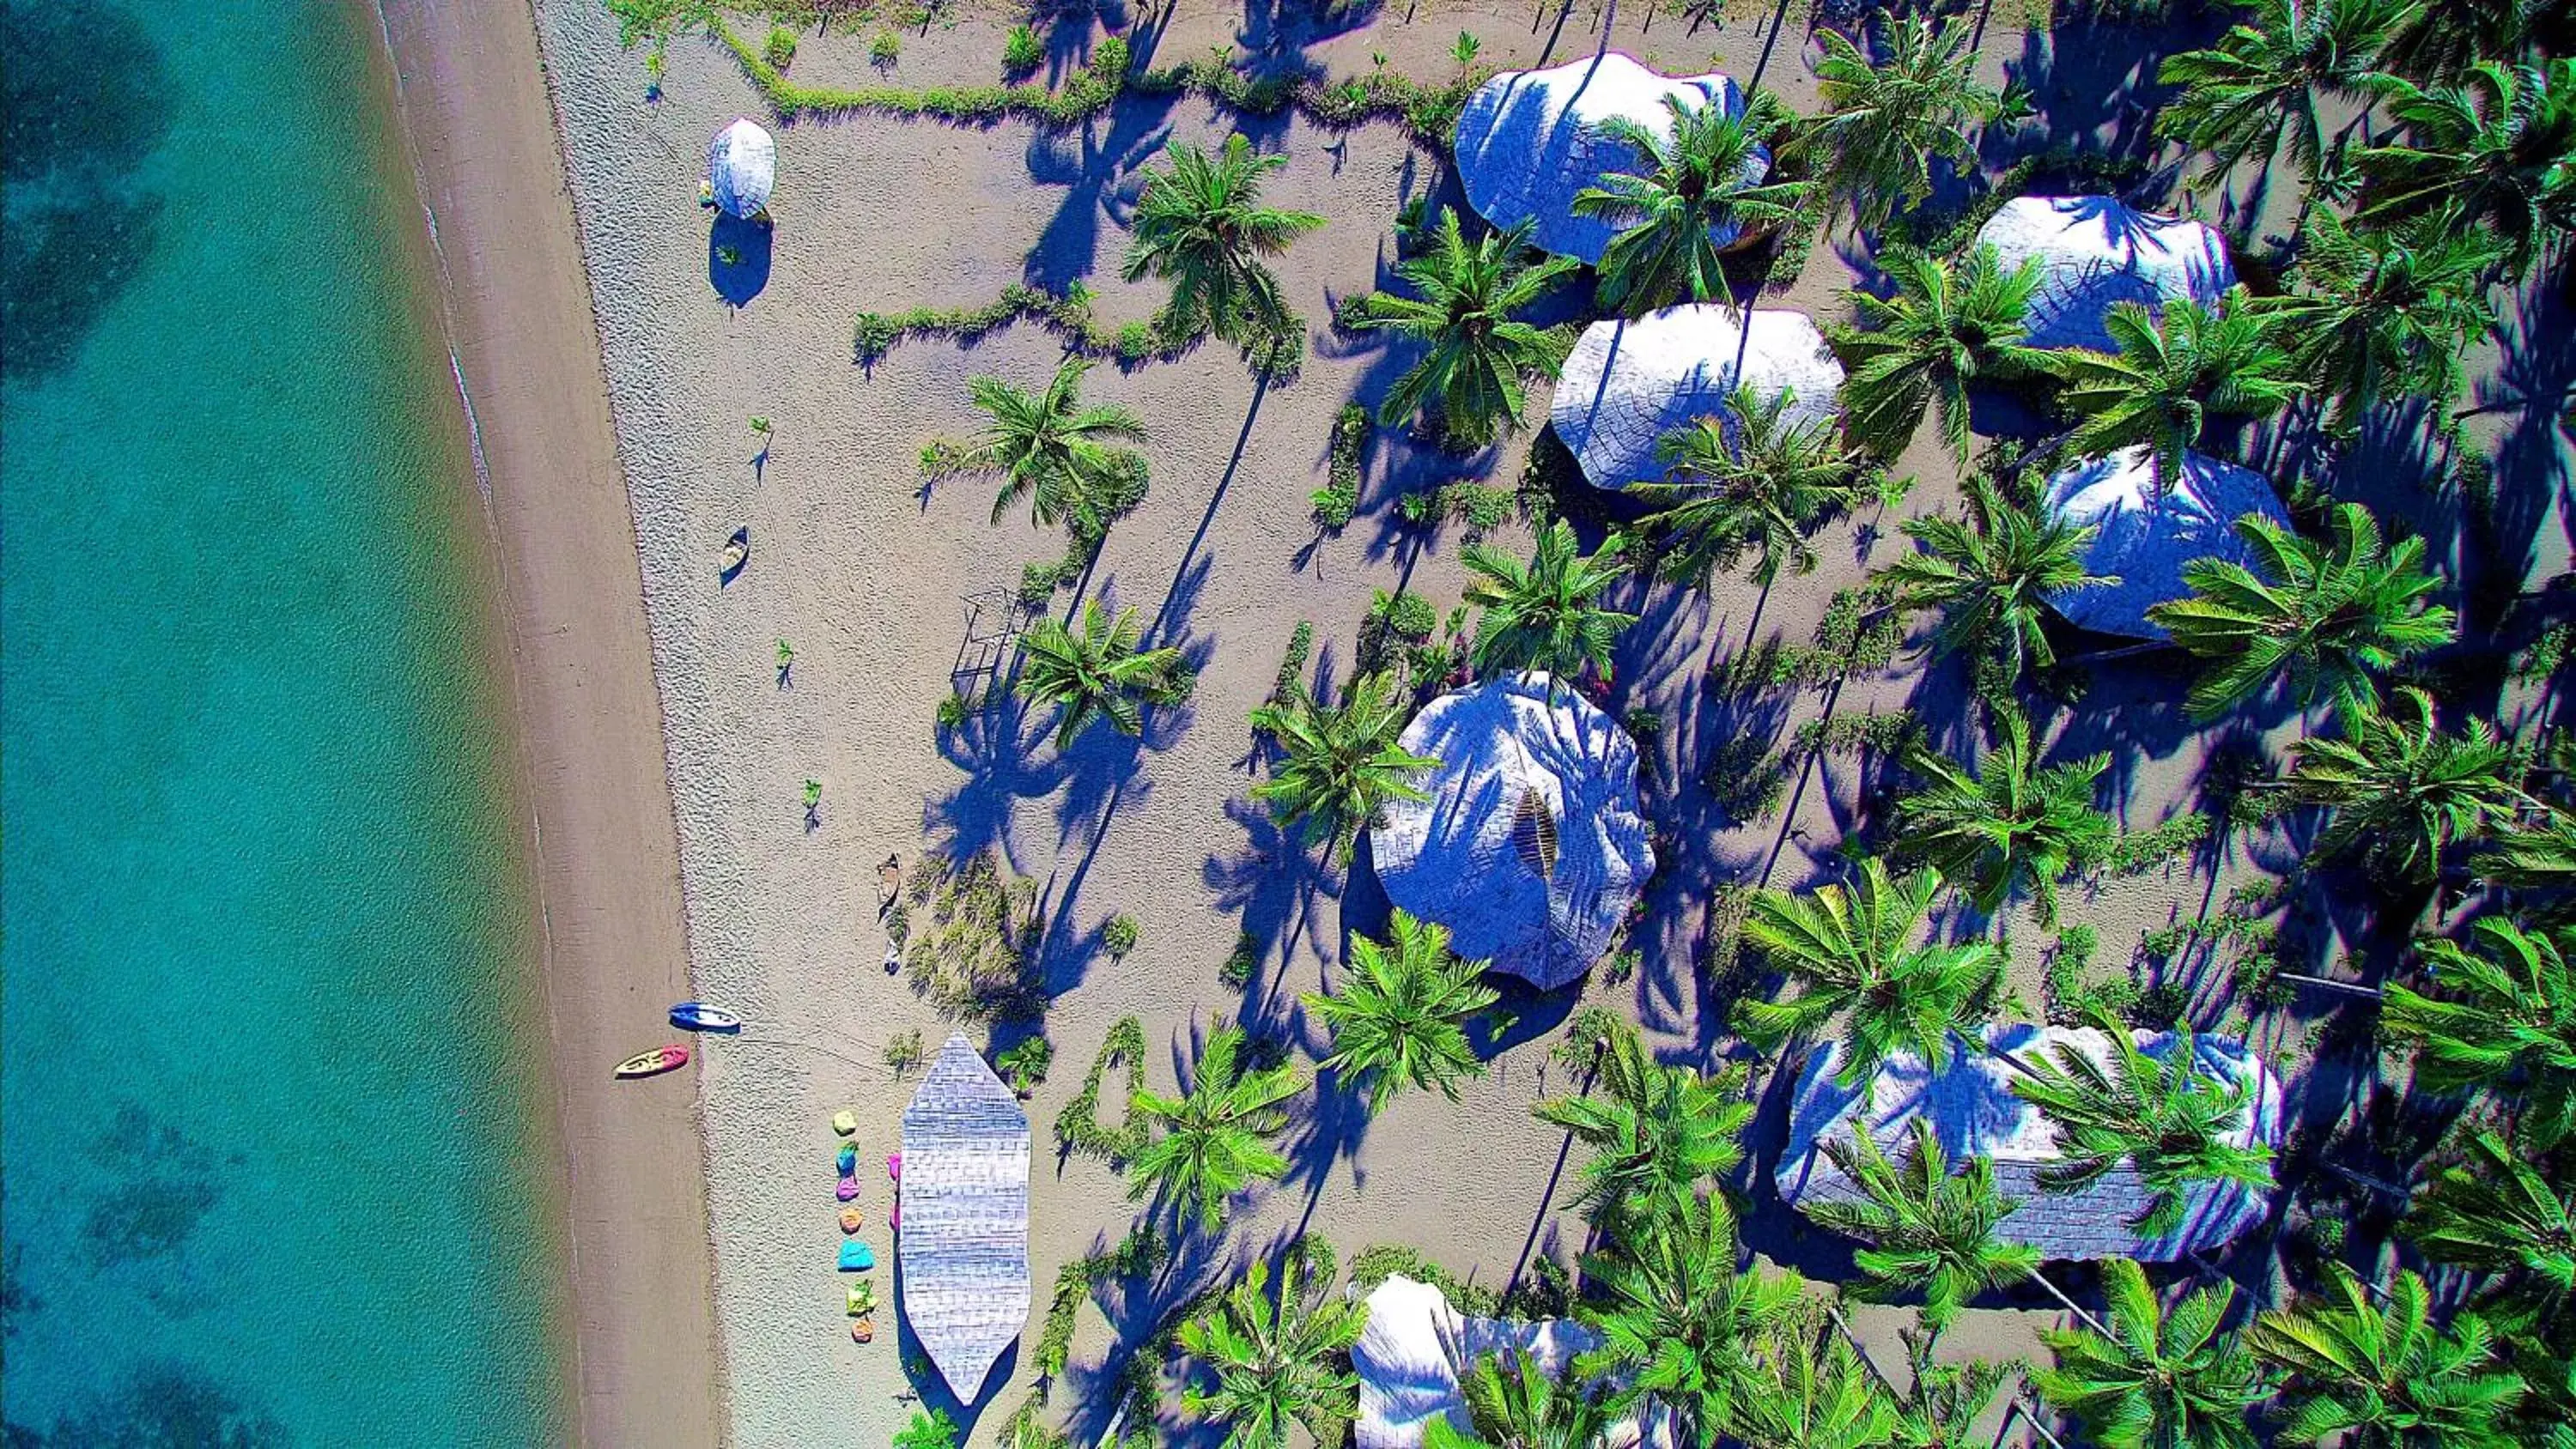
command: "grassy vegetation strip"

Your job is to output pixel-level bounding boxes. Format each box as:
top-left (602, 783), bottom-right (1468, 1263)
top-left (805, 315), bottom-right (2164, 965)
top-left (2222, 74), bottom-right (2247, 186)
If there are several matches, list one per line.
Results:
top-left (1054, 1015), bottom-right (1148, 1163)
top-left (1309, 404), bottom-right (1368, 530)
top-left (854, 282), bottom-right (1200, 367)
top-left (714, 21), bottom-right (1133, 123)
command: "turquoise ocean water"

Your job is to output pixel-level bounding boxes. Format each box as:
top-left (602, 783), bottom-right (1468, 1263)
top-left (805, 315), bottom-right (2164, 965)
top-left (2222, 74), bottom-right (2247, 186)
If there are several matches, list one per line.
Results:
top-left (3, 0), bottom-right (567, 1442)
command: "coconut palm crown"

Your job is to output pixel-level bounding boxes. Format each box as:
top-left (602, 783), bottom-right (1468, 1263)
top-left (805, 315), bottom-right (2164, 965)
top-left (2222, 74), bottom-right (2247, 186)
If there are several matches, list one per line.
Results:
top-left (1572, 1191), bottom-right (1806, 1447)
top-left (2403, 1129), bottom-right (2576, 1294)
top-left (2008, 1003), bottom-right (2277, 1238)
top-left (1534, 1017), bottom-right (1753, 1226)
top-left (1880, 481), bottom-right (2114, 692)
top-left (1801, 1119), bottom-right (2040, 1331)
top-left (1303, 907), bottom-right (1499, 1114)
top-left (2147, 500), bottom-right (2458, 721)
top-left (1893, 707), bottom-right (2117, 927)
top-left (2032, 1258), bottom-right (2267, 1449)
top-left (1832, 243), bottom-right (2050, 464)
top-left (1353, 211), bottom-right (1577, 447)
top-left (1732, 1320), bottom-right (1903, 1449)
top-left (1123, 132), bottom-right (1327, 343)
top-left (2356, 58), bottom-right (2576, 277)
top-left (2155, 0), bottom-right (2416, 185)
top-left (1014, 601), bottom-right (1188, 750)
top-left (2281, 686), bottom-right (2530, 885)
top-left (1422, 1346), bottom-right (1614, 1449)
top-left (2054, 288), bottom-right (2304, 482)
top-left (1798, 13), bottom-right (2001, 231)
top-left (2245, 1264), bottom-right (2527, 1449)
top-left (927, 356), bottom-right (1149, 537)
top-left (1461, 518), bottom-right (1637, 684)
top-left (1249, 672), bottom-right (1442, 863)
top-left (1128, 1025), bottom-right (1304, 1232)
top-left (2253, 208), bottom-right (2504, 431)
top-left (1633, 384), bottom-right (1881, 590)
top-left (1572, 90), bottom-right (1811, 316)
top-left (2384, 917), bottom-right (2576, 1148)
top-left (1176, 1255), bottom-right (1369, 1449)
top-left (1735, 857), bottom-right (2010, 1088)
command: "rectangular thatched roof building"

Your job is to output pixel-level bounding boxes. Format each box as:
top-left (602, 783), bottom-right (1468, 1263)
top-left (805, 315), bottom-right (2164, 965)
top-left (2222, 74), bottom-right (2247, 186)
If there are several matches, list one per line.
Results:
top-left (899, 1034), bottom-right (1031, 1397)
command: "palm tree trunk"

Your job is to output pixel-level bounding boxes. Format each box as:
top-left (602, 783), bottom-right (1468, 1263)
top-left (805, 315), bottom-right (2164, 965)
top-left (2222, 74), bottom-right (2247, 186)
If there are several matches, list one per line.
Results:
top-left (2025, 1266), bottom-right (2108, 1337)
top-left (2317, 1159), bottom-right (2410, 1203)
top-left (2010, 1394), bottom-right (2076, 1449)
top-left (2275, 971), bottom-right (2382, 999)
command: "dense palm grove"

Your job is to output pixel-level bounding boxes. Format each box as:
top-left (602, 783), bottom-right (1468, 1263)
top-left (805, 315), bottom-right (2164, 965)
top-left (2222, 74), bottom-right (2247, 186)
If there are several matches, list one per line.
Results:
top-left (645, 0), bottom-right (2575, 1444)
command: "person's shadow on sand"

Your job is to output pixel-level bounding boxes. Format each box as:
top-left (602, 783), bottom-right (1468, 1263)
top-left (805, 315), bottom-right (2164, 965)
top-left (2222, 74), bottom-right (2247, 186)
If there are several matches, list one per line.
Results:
top-left (709, 213), bottom-right (771, 306)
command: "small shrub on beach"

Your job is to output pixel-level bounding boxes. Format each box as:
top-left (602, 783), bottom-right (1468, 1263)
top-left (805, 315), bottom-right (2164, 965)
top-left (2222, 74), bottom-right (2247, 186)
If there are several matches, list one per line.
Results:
top-left (1310, 403), bottom-right (1368, 533)
top-left (869, 30), bottom-right (902, 68)
top-left (935, 692), bottom-right (971, 731)
top-left (1103, 913), bottom-right (1139, 959)
top-left (1437, 482), bottom-right (1514, 536)
top-left (900, 850), bottom-right (1042, 1022)
top-left (1001, 22), bottom-right (1043, 78)
top-left (1219, 931), bottom-right (1261, 990)
top-left (996, 1036), bottom-right (1053, 1096)
top-left (761, 24), bottom-right (795, 71)
top-left (893, 1408), bottom-right (958, 1449)
top-left (1267, 622), bottom-right (1315, 709)
top-left (1018, 560), bottom-right (1067, 608)
top-left (884, 1028), bottom-right (926, 1076)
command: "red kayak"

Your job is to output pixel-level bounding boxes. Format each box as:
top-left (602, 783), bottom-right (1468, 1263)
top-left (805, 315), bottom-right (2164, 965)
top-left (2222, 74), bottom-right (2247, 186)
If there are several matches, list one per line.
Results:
top-left (613, 1044), bottom-right (690, 1080)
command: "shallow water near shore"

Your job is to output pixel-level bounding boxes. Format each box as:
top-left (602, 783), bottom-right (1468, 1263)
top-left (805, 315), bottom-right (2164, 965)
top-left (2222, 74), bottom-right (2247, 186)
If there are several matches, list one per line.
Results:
top-left (1, 0), bottom-right (565, 1441)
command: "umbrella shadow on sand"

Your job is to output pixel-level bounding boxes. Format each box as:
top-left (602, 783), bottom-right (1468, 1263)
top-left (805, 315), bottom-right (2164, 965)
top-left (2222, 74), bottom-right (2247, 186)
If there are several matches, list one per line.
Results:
top-left (709, 213), bottom-right (772, 307)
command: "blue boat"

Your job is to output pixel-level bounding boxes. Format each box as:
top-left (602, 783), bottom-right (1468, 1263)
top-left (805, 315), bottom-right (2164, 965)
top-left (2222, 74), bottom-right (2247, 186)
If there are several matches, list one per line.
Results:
top-left (669, 1001), bottom-right (744, 1034)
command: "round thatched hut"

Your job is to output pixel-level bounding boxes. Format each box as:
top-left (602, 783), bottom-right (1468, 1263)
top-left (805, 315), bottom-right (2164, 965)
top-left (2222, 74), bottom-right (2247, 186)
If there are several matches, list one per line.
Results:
top-left (1974, 196), bottom-right (2233, 352)
top-left (1453, 52), bottom-right (1764, 264)
top-left (1549, 305), bottom-right (1844, 491)
top-left (2042, 446), bottom-right (2290, 639)
top-left (706, 118), bottom-right (776, 221)
top-left (1370, 674), bottom-right (1653, 990)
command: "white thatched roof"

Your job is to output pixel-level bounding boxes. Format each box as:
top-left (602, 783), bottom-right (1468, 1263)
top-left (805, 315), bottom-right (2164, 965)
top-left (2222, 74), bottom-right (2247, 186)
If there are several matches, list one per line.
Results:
top-left (1549, 306), bottom-right (1844, 491)
top-left (707, 118), bottom-right (775, 219)
top-left (1355, 1276), bottom-right (1668, 1449)
top-left (1369, 674), bottom-right (1652, 990)
top-left (1974, 196), bottom-right (2233, 352)
top-left (2043, 446), bottom-right (2290, 640)
top-left (1777, 1024), bottom-right (2281, 1263)
top-left (899, 1035), bottom-right (1030, 1397)
top-left (1454, 52), bottom-right (1765, 264)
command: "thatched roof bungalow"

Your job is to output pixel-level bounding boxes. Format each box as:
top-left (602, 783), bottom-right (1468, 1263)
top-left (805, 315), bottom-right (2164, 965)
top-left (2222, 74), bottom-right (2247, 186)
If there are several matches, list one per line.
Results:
top-left (1355, 1276), bottom-right (1668, 1449)
top-left (898, 1034), bottom-right (1030, 1397)
top-left (1549, 306), bottom-right (1844, 492)
top-left (1776, 1024), bottom-right (2282, 1262)
top-left (1454, 52), bottom-right (1764, 264)
top-left (1974, 196), bottom-right (2233, 352)
top-left (1370, 674), bottom-right (1653, 991)
top-left (2042, 446), bottom-right (2291, 640)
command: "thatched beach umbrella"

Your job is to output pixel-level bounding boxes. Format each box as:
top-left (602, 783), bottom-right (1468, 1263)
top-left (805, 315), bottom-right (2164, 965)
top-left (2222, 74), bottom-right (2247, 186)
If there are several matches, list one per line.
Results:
top-left (1776, 1023), bottom-right (2282, 1262)
top-left (1974, 196), bottom-right (2233, 352)
top-left (898, 1034), bottom-right (1030, 1397)
top-left (706, 118), bottom-right (776, 221)
top-left (1548, 305), bottom-right (1844, 492)
top-left (1355, 1275), bottom-right (1666, 1449)
top-left (1454, 52), bottom-right (1765, 264)
top-left (2042, 446), bottom-right (2289, 639)
top-left (1370, 673), bottom-right (1653, 991)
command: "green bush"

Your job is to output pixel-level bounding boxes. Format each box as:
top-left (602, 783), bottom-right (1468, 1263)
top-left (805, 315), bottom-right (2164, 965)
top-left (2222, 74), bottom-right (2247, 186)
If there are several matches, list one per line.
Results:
top-left (869, 29), bottom-right (902, 65)
top-left (996, 1036), bottom-right (1053, 1095)
top-left (1268, 621), bottom-right (1315, 706)
top-left (1018, 560), bottom-right (1066, 608)
top-left (894, 1408), bottom-right (959, 1449)
top-left (1054, 1016), bottom-right (1148, 1163)
top-left (1220, 932), bottom-right (1261, 990)
top-left (884, 1028), bottom-right (927, 1075)
top-left (1437, 482), bottom-right (1514, 534)
top-left (1103, 912), bottom-right (1139, 959)
top-left (761, 23), bottom-right (796, 71)
top-left (934, 692), bottom-right (971, 730)
top-left (1002, 22), bottom-right (1044, 78)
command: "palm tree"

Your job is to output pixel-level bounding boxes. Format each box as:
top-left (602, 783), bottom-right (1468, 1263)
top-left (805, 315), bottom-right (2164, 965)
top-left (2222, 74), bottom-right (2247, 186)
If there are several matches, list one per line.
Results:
top-left (2031, 1258), bottom-right (2268, 1449)
top-left (2280, 687), bottom-right (2530, 885)
top-left (1573, 90), bottom-right (1812, 316)
top-left (1129, 1025), bottom-right (1303, 1232)
top-left (1534, 1018), bottom-right (1753, 1226)
top-left (1461, 518), bottom-right (1636, 684)
top-left (1015, 601), bottom-right (1188, 749)
top-left (1801, 1119), bottom-right (2039, 1331)
top-left (1303, 908), bottom-right (1498, 1114)
top-left (2054, 288), bottom-right (2305, 480)
top-left (2154, 0), bottom-right (2415, 185)
top-left (1879, 482), bottom-right (2113, 691)
top-left (2008, 1003), bottom-right (2278, 1237)
top-left (2403, 1130), bottom-right (2575, 1293)
top-left (2385, 918), bottom-right (2576, 1148)
top-left (1421, 1347), bottom-right (1613, 1449)
top-left (1176, 1256), bottom-right (1369, 1449)
top-left (1633, 385), bottom-right (1879, 591)
top-left (1123, 132), bottom-right (1327, 344)
top-left (2377, 0), bottom-right (2549, 83)
top-left (1730, 1320), bottom-right (1901, 1449)
top-left (2476, 809), bottom-right (2576, 888)
top-left (2246, 1264), bottom-right (2527, 1449)
top-left (927, 356), bottom-right (1148, 536)
top-left (1249, 672), bottom-right (1442, 864)
top-left (2147, 500), bottom-right (2458, 720)
top-left (1574, 1192), bottom-right (1807, 1446)
top-left (1892, 708), bottom-right (2116, 927)
top-left (2252, 209), bottom-right (2504, 431)
top-left (1798, 13), bottom-right (2000, 233)
top-left (1735, 858), bottom-right (2010, 1088)
top-left (2356, 58), bottom-right (2576, 278)
top-left (1353, 212), bottom-right (1577, 447)
top-left (1832, 245), bottom-right (2049, 464)
top-left (1892, 1345), bottom-right (2013, 1449)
